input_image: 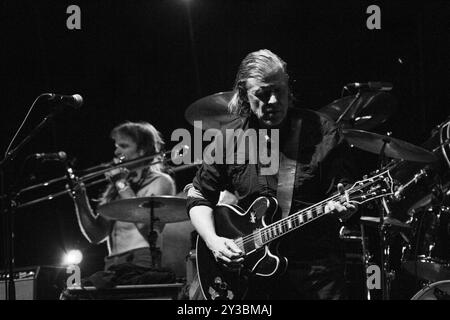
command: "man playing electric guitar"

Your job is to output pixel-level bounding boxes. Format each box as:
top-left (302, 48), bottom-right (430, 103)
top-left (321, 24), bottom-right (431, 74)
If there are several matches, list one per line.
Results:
top-left (186, 49), bottom-right (359, 300)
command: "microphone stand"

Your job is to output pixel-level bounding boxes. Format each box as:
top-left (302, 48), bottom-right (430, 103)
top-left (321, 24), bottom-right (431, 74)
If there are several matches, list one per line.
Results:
top-left (0, 106), bottom-right (61, 300)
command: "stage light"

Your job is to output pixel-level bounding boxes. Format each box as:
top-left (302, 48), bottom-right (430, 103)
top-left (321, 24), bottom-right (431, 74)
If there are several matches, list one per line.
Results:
top-left (62, 249), bottom-right (83, 265)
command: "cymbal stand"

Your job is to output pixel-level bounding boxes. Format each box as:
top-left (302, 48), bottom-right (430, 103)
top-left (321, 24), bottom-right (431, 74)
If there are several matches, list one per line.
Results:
top-left (378, 137), bottom-right (394, 300)
top-left (360, 222), bottom-right (372, 300)
top-left (147, 199), bottom-right (161, 269)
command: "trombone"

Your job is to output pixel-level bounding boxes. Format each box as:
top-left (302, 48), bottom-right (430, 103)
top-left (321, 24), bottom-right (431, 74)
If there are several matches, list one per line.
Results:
top-left (16, 146), bottom-right (192, 209)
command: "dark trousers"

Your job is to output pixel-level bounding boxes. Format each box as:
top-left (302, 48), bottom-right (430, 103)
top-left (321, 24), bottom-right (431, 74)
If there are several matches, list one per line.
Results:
top-left (270, 260), bottom-right (347, 300)
top-left (104, 247), bottom-right (152, 271)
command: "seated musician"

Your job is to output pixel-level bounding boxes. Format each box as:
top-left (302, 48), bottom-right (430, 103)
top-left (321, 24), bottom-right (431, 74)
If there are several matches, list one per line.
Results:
top-left (70, 121), bottom-right (176, 287)
top-left (186, 49), bottom-right (358, 299)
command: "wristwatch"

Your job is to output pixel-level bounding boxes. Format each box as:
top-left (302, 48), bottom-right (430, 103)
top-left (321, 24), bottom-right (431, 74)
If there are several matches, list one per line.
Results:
top-left (115, 180), bottom-right (129, 192)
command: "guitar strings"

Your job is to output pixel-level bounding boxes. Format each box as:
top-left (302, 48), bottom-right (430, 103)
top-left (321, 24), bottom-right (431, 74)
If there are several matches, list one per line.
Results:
top-left (239, 176), bottom-right (389, 248)
top-left (238, 192), bottom-right (344, 249)
top-left (237, 175), bottom-right (390, 250)
top-left (239, 178), bottom-right (376, 246)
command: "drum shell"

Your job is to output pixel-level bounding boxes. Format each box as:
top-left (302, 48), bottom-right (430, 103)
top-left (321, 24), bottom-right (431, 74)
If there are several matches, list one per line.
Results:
top-left (411, 280), bottom-right (450, 300)
top-left (402, 206), bottom-right (450, 263)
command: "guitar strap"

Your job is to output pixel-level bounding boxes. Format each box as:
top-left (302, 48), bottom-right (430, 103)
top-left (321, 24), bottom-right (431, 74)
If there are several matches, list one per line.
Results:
top-left (277, 118), bottom-right (302, 218)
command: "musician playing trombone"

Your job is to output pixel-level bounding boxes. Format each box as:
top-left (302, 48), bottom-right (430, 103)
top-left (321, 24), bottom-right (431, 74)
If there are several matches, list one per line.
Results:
top-left (69, 121), bottom-right (176, 282)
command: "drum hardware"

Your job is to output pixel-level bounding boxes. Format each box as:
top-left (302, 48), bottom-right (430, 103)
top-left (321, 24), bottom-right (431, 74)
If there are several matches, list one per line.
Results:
top-left (360, 213), bottom-right (395, 301)
top-left (148, 198), bottom-right (160, 269)
top-left (359, 222), bottom-right (370, 297)
top-left (319, 90), bottom-right (396, 131)
top-left (346, 118), bottom-right (450, 299)
top-left (97, 193), bottom-right (188, 269)
top-left (351, 131), bottom-right (423, 300)
top-left (334, 90), bottom-right (363, 127)
top-left (378, 198), bottom-right (396, 300)
top-left (435, 117), bottom-right (450, 169)
top-left (97, 196), bottom-right (188, 269)
top-left (401, 203), bottom-right (450, 283)
top-left (387, 119), bottom-right (450, 186)
top-left (393, 168), bottom-right (428, 201)
top-left (345, 128), bottom-right (435, 299)
top-left (407, 182), bottom-right (450, 216)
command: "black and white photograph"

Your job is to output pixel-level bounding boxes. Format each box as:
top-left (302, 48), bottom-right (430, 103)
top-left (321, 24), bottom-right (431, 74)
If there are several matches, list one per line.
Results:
top-left (0, 0), bottom-right (449, 304)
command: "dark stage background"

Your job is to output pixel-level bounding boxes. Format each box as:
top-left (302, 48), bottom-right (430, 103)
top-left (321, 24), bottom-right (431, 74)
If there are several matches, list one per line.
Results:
top-left (1, 0), bottom-right (449, 294)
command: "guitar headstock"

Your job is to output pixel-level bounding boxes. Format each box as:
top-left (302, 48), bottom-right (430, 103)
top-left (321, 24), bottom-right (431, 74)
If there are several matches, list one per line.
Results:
top-left (347, 170), bottom-right (394, 205)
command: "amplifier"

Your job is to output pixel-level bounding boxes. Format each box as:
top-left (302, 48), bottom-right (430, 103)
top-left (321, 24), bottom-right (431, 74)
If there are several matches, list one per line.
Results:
top-left (0, 266), bottom-right (67, 300)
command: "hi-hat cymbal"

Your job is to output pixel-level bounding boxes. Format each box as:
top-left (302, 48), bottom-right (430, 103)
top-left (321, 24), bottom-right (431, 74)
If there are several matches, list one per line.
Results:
top-left (319, 91), bottom-right (396, 130)
top-left (98, 196), bottom-right (187, 224)
top-left (185, 91), bottom-right (243, 130)
top-left (342, 129), bottom-right (438, 163)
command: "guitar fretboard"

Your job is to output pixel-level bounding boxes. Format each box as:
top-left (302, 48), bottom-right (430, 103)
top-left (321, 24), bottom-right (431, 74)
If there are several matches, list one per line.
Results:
top-left (258, 200), bottom-right (336, 246)
top-left (234, 170), bottom-right (393, 255)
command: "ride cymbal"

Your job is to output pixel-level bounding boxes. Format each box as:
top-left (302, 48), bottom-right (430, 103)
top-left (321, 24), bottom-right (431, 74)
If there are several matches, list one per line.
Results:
top-left (342, 129), bottom-right (438, 163)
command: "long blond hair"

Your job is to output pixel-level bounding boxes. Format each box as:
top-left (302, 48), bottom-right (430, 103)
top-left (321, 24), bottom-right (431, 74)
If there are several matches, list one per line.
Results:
top-left (228, 49), bottom-right (292, 116)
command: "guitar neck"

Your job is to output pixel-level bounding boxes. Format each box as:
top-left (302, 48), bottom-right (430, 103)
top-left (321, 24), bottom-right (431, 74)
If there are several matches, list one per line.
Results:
top-left (235, 169), bottom-right (393, 254)
top-left (258, 196), bottom-right (341, 246)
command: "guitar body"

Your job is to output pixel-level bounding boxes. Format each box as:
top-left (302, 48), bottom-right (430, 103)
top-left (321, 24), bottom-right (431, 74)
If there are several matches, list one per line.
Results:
top-left (196, 196), bottom-right (288, 300)
top-left (194, 170), bottom-right (394, 300)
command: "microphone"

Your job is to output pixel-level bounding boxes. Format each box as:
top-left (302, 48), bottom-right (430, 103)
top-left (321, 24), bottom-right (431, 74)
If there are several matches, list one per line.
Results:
top-left (33, 151), bottom-right (67, 162)
top-left (46, 94), bottom-right (84, 109)
top-left (345, 82), bottom-right (393, 91)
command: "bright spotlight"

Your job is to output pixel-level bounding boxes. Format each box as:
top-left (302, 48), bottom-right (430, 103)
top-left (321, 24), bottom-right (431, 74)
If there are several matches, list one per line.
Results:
top-left (62, 249), bottom-right (83, 265)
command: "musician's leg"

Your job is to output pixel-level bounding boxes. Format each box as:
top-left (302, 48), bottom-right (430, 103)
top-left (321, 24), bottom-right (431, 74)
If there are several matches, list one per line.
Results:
top-left (270, 261), bottom-right (347, 300)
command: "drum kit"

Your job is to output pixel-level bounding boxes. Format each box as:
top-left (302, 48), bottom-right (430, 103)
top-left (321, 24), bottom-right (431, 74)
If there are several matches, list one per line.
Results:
top-left (6, 87), bottom-right (450, 300)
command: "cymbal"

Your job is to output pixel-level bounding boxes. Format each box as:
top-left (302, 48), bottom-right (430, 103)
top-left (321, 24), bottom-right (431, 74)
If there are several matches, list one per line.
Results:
top-left (318, 91), bottom-right (396, 130)
top-left (360, 216), bottom-right (411, 229)
top-left (342, 129), bottom-right (438, 163)
top-left (185, 91), bottom-right (243, 130)
top-left (97, 196), bottom-right (187, 224)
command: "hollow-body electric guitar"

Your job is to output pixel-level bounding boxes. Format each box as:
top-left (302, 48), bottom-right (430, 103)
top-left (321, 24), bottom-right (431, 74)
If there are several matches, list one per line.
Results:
top-left (196, 170), bottom-right (394, 300)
